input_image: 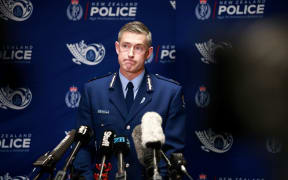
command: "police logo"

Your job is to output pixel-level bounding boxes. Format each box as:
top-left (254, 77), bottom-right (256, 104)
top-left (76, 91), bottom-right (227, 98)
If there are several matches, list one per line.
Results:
top-left (195, 86), bottom-right (210, 108)
top-left (0, 86), bottom-right (32, 110)
top-left (0, 0), bottom-right (33, 21)
top-left (65, 86), bottom-right (81, 108)
top-left (66, 0), bottom-right (83, 21)
top-left (195, 39), bottom-right (232, 64)
top-left (195, 0), bottom-right (211, 20)
top-left (266, 137), bottom-right (282, 154)
top-left (67, 40), bottom-right (105, 66)
top-left (195, 129), bottom-right (233, 153)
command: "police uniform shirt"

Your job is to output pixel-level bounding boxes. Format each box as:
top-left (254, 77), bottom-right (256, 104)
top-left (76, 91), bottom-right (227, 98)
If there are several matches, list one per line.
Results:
top-left (119, 69), bottom-right (145, 99)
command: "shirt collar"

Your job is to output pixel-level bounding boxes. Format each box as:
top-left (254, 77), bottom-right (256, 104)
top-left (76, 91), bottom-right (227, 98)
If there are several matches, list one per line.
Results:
top-left (119, 70), bottom-right (145, 92)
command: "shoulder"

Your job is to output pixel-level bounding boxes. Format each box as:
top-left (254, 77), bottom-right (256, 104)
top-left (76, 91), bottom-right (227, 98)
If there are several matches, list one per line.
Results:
top-left (84, 72), bottom-right (114, 89)
top-left (152, 74), bottom-right (181, 87)
top-left (88, 72), bottom-right (113, 83)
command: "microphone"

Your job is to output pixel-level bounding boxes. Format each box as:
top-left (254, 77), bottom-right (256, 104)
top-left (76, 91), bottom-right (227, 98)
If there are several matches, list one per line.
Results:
top-left (113, 136), bottom-right (130, 180)
top-left (98, 130), bottom-right (115, 180)
top-left (32, 129), bottom-right (76, 180)
top-left (169, 153), bottom-right (194, 180)
top-left (132, 125), bottom-right (145, 166)
top-left (141, 112), bottom-right (165, 180)
top-left (54, 126), bottom-right (93, 180)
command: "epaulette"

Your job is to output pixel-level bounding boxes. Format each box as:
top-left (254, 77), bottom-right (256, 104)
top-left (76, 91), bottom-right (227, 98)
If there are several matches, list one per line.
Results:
top-left (154, 74), bottom-right (180, 85)
top-left (88, 72), bottom-right (112, 82)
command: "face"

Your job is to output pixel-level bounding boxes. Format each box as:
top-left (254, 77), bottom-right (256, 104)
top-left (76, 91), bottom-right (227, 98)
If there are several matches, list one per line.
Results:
top-left (115, 31), bottom-right (153, 79)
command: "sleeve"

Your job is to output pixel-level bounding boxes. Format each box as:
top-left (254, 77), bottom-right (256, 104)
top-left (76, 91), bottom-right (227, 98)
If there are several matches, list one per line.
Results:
top-left (159, 86), bottom-right (186, 178)
top-left (72, 84), bottom-right (95, 180)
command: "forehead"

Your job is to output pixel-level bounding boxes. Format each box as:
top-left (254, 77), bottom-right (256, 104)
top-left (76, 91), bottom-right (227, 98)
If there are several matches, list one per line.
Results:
top-left (119, 31), bottom-right (147, 45)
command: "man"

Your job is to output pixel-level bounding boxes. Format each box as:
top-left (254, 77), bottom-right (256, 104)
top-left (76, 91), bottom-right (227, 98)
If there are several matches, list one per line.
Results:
top-left (73, 21), bottom-right (186, 179)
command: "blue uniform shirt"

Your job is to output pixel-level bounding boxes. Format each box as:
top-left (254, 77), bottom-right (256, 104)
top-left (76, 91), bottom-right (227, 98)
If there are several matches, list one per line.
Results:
top-left (119, 70), bottom-right (145, 99)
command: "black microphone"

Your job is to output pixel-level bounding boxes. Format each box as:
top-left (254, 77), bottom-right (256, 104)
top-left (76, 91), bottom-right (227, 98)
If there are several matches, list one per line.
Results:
top-left (32, 129), bottom-right (76, 180)
top-left (141, 112), bottom-right (165, 180)
top-left (98, 130), bottom-right (115, 180)
top-left (54, 126), bottom-right (93, 180)
top-left (113, 136), bottom-right (130, 180)
top-left (170, 153), bottom-right (194, 180)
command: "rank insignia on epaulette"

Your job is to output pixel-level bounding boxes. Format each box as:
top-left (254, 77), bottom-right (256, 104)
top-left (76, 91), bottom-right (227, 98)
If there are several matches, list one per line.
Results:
top-left (146, 74), bottom-right (153, 92)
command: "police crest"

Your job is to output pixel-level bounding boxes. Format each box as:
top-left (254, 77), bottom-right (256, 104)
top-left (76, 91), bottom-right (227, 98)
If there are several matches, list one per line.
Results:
top-left (65, 86), bottom-right (81, 108)
top-left (195, 0), bottom-right (211, 20)
top-left (195, 86), bottom-right (210, 108)
top-left (66, 0), bottom-right (83, 21)
top-left (195, 129), bottom-right (233, 153)
top-left (0, 0), bottom-right (33, 21)
top-left (67, 40), bottom-right (105, 66)
top-left (0, 86), bottom-right (32, 110)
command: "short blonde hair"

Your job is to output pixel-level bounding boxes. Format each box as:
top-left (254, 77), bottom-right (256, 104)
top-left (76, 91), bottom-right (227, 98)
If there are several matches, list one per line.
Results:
top-left (118, 21), bottom-right (152, 47)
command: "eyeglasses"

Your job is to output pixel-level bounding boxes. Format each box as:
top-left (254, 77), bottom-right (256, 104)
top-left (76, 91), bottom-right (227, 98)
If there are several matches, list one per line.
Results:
top-left (119, 43), bottom-right (147, 55)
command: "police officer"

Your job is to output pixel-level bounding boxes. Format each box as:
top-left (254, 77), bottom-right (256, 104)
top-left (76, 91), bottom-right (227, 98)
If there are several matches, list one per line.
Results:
top-left (73, 21), bottom-right (186, 180)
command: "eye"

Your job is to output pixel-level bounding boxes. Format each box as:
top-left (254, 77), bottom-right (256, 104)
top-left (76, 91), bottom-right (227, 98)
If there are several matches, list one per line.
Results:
top-left (121, 43), bottom-right (130, 49)
top-left (135, 45), bottom-right (144, 52)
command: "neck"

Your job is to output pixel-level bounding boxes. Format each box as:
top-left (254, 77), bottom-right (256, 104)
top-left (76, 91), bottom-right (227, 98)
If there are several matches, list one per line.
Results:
top-left (120, 69), bottom-right (144, 81)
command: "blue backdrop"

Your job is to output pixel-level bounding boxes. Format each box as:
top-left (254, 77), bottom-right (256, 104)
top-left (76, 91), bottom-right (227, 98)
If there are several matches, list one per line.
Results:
top-left (1, 0), bottom-right (287, 179)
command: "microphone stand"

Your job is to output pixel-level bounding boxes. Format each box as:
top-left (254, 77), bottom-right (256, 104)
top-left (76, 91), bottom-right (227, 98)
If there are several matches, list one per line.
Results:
top-left (152, 149), bottom-right (162, 180)
top-left (98, 156), bottom-right (106, 180)
top-left (32, 153), bottom-right (56, 180)
top-left (33, 168), bottom-right (54, 180)
top-left (115, 153), bottom-right (127, 180)
top-left (54, 142), bottom-right (82, 180)
top-left (169, 153), bottom-right (194, 180)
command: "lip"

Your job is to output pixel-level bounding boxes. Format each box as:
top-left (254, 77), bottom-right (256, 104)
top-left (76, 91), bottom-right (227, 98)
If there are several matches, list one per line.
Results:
top-left (124, 59), bottom-right (135, 64)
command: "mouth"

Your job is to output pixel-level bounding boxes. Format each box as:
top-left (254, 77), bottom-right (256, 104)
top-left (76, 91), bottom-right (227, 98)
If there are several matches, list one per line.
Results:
top-left (124, 59), bottom-right (135, 64)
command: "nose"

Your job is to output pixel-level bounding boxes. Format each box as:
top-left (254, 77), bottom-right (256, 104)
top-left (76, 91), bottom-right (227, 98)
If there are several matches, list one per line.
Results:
top-left (128, 46), bottom-right (134, 57)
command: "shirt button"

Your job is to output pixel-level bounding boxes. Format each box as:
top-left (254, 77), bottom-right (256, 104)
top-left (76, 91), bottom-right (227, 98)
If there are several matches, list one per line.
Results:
top-left (125, 163), bottom-right (130, 168)
top-left (101, 124), bottom-right (104, 127)
top-left (126, 125), bottom-right (131, 130)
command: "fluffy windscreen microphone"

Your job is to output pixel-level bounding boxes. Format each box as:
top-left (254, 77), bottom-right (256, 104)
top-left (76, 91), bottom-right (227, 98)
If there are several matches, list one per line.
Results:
top-left (141, 112), bottom-right (165, 149)
top-left (132, 125), bottom-right (161, 166)
top-left (132, 125), bottom-right (145, 165)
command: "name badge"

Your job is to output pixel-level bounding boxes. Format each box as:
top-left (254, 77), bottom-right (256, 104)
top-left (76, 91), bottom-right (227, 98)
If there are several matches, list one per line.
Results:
top-left (97, 109), bottom-right (109, 114)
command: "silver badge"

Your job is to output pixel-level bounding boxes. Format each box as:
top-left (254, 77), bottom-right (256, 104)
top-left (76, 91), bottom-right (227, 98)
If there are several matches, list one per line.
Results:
top-left (195, 129), bottom-right (233, 153)
top-left (67, 40), bottom-right (105, 66)
top-left (0, 0), bottom-right (33, 21)
top-left (0, 86), bottom-right (32, 110)
top-left (140, 97), bottom-right (146, 104)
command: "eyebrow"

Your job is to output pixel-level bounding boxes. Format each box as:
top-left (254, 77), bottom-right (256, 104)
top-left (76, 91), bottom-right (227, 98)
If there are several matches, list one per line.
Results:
top-left (121, 42), bottom-right (146, 46)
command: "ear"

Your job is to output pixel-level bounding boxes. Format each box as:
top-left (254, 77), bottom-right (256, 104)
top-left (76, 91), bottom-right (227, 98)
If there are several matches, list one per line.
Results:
top-left (115, 41), bottom-right (120, 55)
top-left (146, 46), bottom-right (153, 60)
